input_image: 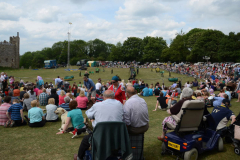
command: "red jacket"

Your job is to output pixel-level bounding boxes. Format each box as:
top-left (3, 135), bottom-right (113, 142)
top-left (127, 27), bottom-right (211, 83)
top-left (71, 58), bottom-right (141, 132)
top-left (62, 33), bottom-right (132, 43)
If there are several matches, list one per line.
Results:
top-left (108, 85), bottom-right (126, 104)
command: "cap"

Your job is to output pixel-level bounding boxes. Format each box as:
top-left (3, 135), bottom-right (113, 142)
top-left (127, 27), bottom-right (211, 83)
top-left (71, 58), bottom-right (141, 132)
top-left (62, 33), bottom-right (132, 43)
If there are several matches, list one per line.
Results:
top-left (222, 99), bottom-right (230, 107)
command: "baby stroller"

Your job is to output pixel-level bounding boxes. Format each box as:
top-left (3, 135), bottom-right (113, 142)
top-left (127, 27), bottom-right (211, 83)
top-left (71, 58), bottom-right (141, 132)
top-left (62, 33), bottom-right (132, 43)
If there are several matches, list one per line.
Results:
top-left (225, 112), bottom-right (240, 155)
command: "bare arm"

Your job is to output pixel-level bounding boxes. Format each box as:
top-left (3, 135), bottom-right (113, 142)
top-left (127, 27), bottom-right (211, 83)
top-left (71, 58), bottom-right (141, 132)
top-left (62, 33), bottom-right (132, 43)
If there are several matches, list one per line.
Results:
top-left (6, 112), bottom-right (11, 120)
top-left (231, 115), bottom-right (236, 124)
top-left (56, 117), bottom-right (71, 134)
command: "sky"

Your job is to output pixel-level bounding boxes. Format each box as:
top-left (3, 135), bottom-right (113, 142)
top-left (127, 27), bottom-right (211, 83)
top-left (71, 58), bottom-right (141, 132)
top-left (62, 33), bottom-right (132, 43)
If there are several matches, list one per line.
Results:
top-left (0, 0), bottom-right (239, 55)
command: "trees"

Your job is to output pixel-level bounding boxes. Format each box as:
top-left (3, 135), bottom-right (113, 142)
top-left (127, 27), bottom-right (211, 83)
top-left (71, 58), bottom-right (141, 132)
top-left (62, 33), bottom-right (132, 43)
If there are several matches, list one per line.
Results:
top-left (122, 37), bottom-right (143, 62)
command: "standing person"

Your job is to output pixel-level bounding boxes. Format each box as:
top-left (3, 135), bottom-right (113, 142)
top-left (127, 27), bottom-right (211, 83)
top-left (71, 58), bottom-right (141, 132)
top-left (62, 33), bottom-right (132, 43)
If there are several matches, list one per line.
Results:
top-left (95, 79), bottom-right (102, 95)
top-left (55, 76), bottom-right (63, 88)
top-left (83, 76), bottom-right (96, 102)
top-left (108, 76), bottom-right (126, 104)
top-left (0, 96), bottom-right (11, 126)
top-left (37, 75), bottom-right (44, 88)
top-left (123, 86), bottom-right (149, 134)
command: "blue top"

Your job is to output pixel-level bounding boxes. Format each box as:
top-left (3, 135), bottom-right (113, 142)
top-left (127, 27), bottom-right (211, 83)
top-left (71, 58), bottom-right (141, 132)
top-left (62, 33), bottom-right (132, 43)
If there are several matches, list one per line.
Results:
top-left (84, 78), bottom-right (96, 91)
top-left (211, 105), bottom-right (234, 130)
top-left (148, 88), bottom-right (153, 96)
top-left (59, 103), bottom-right (70, 111)
top-left (67, 109), bottom-right (84, 129)
top-left (28, 107), bottom-right (44, 123)
top-left (86, 99), bottom-right (123, 128)
top-left (8, 103), bottom-right (23, 120)
top-left (210, 75), bottom-right (216, 80)
top-left (225, 91), bottom-right (231, 101)
top-left (57, 89), bottom-right (65, 96)
top-left (161, 90), bottom-right (167, 97)
top-left (142, 87), bottom-right (149, 96)
top-left (213, 97), bottom-right (224, 107)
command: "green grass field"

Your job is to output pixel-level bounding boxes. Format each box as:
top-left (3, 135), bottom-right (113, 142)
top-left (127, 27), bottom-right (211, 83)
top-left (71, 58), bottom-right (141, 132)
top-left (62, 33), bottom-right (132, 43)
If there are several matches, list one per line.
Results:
top-left (0, 67), bottom-right (239, 160)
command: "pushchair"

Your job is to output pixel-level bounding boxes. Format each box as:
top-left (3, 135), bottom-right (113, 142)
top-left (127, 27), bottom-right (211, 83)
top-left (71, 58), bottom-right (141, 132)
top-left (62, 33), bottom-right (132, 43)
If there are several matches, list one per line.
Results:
top-left (225, 112), bottom-right (240, 155)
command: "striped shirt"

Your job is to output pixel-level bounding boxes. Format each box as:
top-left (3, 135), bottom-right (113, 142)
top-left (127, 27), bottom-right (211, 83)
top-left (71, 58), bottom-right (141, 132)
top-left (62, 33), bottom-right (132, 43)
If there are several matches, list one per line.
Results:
top-left (123, 95), bottom-right (149, 127)
top-left (7, 103), bottom-right (23, 120)
top-left (0, 103), bottom-right (11, 125)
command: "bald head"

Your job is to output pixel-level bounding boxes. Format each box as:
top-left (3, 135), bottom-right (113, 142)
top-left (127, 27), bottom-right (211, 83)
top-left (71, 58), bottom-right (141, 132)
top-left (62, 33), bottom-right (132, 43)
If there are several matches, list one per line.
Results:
top-left (126, 86), bottom-right (136, 97)
top-left (103, 90), bottom-right (115, 99)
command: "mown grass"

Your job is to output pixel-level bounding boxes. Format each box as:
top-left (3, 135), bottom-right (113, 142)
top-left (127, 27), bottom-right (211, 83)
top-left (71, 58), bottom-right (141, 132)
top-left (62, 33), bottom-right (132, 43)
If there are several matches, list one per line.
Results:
top-left (0, 67), bottom-right (239, 160)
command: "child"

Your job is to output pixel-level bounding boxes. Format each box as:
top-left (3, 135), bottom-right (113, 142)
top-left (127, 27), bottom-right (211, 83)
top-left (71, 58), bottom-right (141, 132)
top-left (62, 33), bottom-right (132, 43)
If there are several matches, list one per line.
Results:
top-left (5, 99), bottom-right (27, 127)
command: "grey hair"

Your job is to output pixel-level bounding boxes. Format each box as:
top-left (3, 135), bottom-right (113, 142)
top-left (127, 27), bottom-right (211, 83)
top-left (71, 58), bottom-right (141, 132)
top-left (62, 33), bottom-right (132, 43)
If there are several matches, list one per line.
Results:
top-left (103, 91), bottom-right (115, 99)
top-left (64, 96), bottom-right (71, 103)
top-left (182, 88), bottom-right (193, 98)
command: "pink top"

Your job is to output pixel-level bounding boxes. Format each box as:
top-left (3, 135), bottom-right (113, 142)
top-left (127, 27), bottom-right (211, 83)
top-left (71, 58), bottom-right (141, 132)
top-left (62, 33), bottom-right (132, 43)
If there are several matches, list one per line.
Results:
top-left (59, 95), bottom-right (66, 105)
top-left (38, 90), bottom-right (43, 96)
top-left (76, 96), bottom-right (88, 109)
top-left (34, 88), bottom-right (39, 96)
top-left (0, 103), bottom-right (11, 126)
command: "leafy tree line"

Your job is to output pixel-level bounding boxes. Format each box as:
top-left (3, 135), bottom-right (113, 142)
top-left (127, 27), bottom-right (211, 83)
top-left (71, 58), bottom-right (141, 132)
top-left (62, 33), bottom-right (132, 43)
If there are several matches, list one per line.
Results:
top-left (20, 28), bottom-right (240, 68)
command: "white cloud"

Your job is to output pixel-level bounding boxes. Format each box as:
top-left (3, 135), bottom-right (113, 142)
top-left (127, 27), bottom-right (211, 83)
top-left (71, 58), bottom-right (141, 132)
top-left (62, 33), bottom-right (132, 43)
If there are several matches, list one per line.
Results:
top-left (0, 2), bottom-right (23, 21)
top-left (35, 6), bottom-right (61, 23)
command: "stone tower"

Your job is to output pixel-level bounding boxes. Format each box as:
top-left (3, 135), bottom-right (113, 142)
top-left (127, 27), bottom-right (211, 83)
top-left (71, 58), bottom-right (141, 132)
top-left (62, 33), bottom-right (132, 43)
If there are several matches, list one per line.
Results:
top-left (0, 32), bottom-right (20, 68)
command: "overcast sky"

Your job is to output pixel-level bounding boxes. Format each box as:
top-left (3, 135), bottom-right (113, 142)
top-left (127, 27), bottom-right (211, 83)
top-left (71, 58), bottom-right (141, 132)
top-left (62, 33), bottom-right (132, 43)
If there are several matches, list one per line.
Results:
top-left (0, 0), bottom-right (239, 55)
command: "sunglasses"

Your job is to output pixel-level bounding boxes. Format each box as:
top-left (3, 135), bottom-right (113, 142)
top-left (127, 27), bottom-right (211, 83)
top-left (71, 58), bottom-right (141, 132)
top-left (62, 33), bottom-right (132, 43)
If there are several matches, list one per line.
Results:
top-left (112, 81), bottom-right (117, 83)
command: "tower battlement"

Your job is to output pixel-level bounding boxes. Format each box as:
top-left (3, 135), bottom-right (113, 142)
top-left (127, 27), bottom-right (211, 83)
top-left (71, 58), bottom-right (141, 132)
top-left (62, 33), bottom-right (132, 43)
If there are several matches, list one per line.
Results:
top-left (0, 32), bottom-right (20, 68)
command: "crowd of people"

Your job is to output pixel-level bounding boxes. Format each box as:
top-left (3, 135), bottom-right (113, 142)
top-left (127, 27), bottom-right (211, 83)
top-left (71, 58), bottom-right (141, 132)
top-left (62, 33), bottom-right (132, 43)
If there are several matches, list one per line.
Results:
top-left (0, 65), bottom-right (239, 159)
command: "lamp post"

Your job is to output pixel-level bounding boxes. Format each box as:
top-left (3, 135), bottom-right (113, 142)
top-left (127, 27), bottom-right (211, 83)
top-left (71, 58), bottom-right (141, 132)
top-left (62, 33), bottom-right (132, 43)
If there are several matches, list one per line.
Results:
top-left (203, 56), bottom-right (210, 66)
top-left (67, 22), bottom-right (72, 69)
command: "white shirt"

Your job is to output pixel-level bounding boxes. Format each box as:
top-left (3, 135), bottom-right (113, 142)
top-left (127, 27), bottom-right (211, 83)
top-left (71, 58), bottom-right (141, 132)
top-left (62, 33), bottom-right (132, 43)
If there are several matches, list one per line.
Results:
top-left (95, 82), bottom-right (102, 90)
top-left (46, 88), bottom-right (51, 95)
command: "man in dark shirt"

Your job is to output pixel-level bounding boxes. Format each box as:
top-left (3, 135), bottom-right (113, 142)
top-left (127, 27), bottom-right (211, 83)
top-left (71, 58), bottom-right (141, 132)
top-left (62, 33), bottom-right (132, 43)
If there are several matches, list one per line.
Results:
top-left (154, 86), bottom-right (160, 96)
top-left (20, 87), bottom-right (27, 100)
top-left (84, 71), bottom-right (89, 78)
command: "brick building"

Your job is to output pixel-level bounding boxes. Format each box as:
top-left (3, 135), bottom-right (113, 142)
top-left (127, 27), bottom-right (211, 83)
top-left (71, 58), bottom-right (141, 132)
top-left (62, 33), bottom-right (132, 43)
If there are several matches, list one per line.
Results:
top-left (0, 32), bottom-right (20, 68)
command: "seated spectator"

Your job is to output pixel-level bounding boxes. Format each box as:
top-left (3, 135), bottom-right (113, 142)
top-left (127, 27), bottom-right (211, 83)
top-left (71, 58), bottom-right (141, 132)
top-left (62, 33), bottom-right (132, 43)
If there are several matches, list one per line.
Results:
top-left (59, 96), bottom-right (71, 111)
top-left (76, 90), bottom-right (88, 110)
top-left (161, 87), bottom-right (167, 97)
top-left (140, 83), bottom-right (149, 96)
top-left (39, 89), bottom-right (49, 106)
top-left (13, 86), bottom-right (20, 97)
top-left (26, 100), bottom-right (46, 127)
top-left (157, 88), bottom-right (193, 141)
top-left (6, 99), bottom-right (26, 127)
top-left (224, 87), bottom-right (231, 101)
top-left (37, 86), bottom-right (43, 96)
top-left (196, 92), bottom-right (204, 100)
top-left (218, 89), bottom-right (225, 98)
top-left (33, 86), bottom-right (39, 96)
top-left (48, 88), bottom-right (59, 106)
top-left (74, 90), bottom-right (123, 159)
top-left (57, 87), bottom-right (65, 96)
top-left (176, 85), bottom-right (182, 94)
top-left (123, 86), bottom-right (149, 134)
top-left (56, 100), bottom-right (85, 134)
top-left (20, 87), bottom-right (27, 103)
top-left (140, 81), bottom-right (145, 89)
top-left (23, 93), bottom-right (33, 111)
top-left (149, 84), bottom-right (153, 96)
top-left (153, 92), bottom-right (171, 111)
top-left (46, 98), bottom-right (58, 122)
top-left (213, 94), bottom-right (228, 107)
top-left (0, 96), bottom-right (11, 126)
top-left (9, 91), bottom-right (19, 104)
top-left (154, 86), bottom-right (160, 96)
top-left (76, 89), bottom-right (80, 97)
top-left (59, 90), bottom-right (66, 105)
top-left (211, 99), bottom-right (236, 136)
top-left (28, 87), bottom-right (37, 100)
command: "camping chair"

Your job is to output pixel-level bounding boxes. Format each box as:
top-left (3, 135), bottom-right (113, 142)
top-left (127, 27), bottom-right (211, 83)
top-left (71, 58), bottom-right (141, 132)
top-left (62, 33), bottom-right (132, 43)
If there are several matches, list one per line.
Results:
top-left (166, 100), bottom-right (205, 133)
top-left (89, 71), bottom-right (92, 74)
top-left (91, 71), bottom-right (94, 74)
top-left (95, 68), bottom-right (99, 73)
top-left (86, 122), bottom-right (133, 160)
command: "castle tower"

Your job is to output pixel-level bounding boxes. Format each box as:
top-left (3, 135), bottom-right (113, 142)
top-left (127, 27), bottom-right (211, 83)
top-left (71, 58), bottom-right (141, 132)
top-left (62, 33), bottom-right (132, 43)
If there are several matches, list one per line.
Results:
top-left (9, 32), bottom-right (20, 68)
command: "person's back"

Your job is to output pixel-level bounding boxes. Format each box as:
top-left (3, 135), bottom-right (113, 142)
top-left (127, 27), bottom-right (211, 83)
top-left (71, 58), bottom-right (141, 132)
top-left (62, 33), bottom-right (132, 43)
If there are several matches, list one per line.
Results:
top-left (142, 87), bottom-right (149, 96)
top-left (0, 96), bottom-right (11, 126)
top-left (8, 102), bottom-right (22, 121)
top-left (154, 88), bottom-right (160, 95)
top-left (86, 95), bottom-right (123, 128)
top-left (28, 107), bottom-right (43, 123)
top-left (123, 94), bottom-right (148, 128)
top-left (76, 96), bottom-right (88, 109)
top-left (13, 88), bottom-right (20, 97)
top-left (39, 91), bottom-right (48, 106)
top-left (46, 104), bottom-right (58, 121)
top-left (49, 89), bottom-right (59, 106)
top-left (23, 98), bottom-right (33, 111)
top-left (148, 88), bottom-right (153, 96)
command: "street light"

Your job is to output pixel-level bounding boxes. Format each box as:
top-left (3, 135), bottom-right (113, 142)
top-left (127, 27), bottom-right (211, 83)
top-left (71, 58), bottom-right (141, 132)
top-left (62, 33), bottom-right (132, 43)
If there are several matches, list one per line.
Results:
top-left (203, 56), bottom-right (210, 66)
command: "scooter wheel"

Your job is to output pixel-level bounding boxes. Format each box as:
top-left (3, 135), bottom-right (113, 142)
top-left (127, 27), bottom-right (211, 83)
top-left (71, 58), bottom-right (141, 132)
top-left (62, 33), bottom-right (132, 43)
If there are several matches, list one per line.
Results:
top-left (234, 147), bottom-right (240, 155)
top-left (161, 143), bottom-right (166, 155)
top-left (184, 148), bottom-right (198, 160)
